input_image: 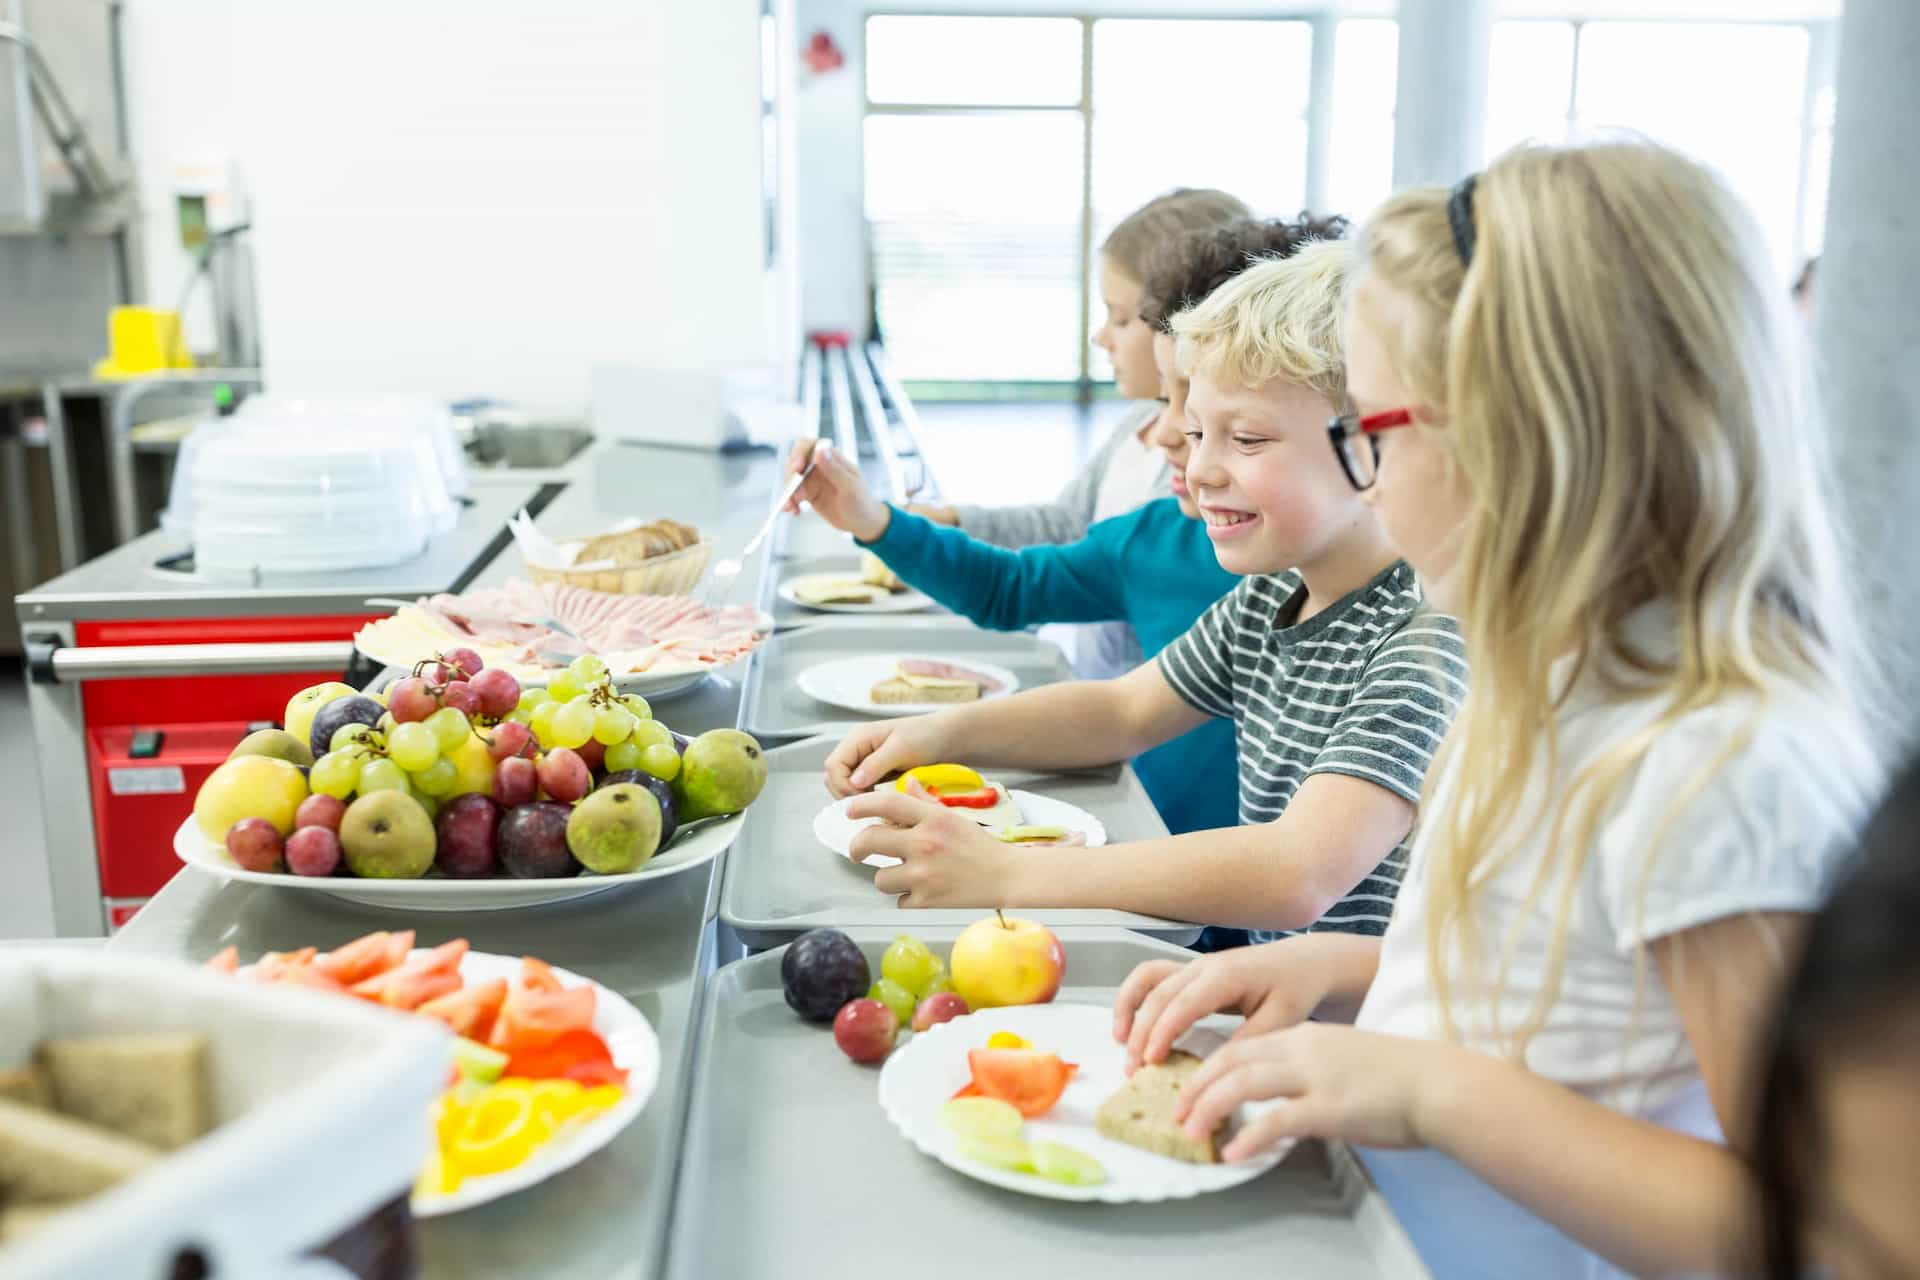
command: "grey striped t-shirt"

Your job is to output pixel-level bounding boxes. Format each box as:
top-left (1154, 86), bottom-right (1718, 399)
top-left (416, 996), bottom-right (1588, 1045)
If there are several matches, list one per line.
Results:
top-left (1156, 561), bottom-right (1468, 938)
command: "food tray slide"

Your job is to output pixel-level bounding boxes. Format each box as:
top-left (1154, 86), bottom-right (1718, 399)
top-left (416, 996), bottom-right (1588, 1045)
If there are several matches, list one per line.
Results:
top-left (739, 622), bottom-right (1074, 740)
top-left (765, 555), bottom-right (964, 631)
top-left (0, 950), bottom-right (447, 1280)
top-left (720, 737), bottom-right (1200, 947)
top-left (662, 929), bottom-right (1433, 1280)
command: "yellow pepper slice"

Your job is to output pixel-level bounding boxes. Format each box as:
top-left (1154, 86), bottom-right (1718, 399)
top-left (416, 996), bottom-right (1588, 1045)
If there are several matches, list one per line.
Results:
top-left (986, 1031), bottom-right (1032, 1051)
top-left (527, 1078), bottom-right (588, 1126)
top-left (897, 764), bottom-right (984, 796)
top-left (415, 1147), bottom-right (463, 1197)
top-left (450, 1087), bottom-right (548, 1177)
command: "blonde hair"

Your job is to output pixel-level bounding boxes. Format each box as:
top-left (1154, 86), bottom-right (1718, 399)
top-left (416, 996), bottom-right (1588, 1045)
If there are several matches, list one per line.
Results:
top-left (1171, 239), bottom-right (1352, 399)
top-left (1101, 188), bottom-right (1250, 283)
top-left (1355, 140), bottom-right (1877, 1053)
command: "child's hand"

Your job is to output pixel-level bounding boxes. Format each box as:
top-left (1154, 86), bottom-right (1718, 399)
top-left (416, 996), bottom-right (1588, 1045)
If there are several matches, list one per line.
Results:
top-left (783, 440), bottom-right (891, 542)
top-left (847, 783), bottom-right (1022, 908)
top-left (1173, 1024), bottom-right (1461, 1160)
top-left (823, 717), bottom-right (949, 797)
top-left (1113, 941), bottom-right (1332, 1072)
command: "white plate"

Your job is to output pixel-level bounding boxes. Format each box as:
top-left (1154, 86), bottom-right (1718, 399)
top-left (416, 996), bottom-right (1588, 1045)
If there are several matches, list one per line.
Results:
top-left (409, 951), bottom-right (660, 1217)
top-left (779, 573), bottom-right (934, 615)
top-left (877, 1002), bottom-right (1291, 1204)
top-left (814, 790), bottom-right (1108, 868)
top-left (172, 809), bottom-right (742, 911)
top-left (796, 654), bottom-right (1021, 717)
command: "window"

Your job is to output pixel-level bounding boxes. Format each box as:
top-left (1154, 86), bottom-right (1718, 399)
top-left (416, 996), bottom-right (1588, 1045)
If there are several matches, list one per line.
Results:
top-left (1326, 19), bottom-right (1398, 226)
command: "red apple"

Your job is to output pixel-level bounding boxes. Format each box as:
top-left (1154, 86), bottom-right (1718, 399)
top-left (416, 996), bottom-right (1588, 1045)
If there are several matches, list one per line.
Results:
top-left (949, 911), bottom-right (1064, 1010)
top-left (833, 998), bottom-right (898, 1064)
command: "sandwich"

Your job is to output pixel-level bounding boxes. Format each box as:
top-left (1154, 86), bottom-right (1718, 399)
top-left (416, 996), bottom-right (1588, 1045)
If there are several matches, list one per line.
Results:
top-left (886, 764), bottom-right (1024, 830)
top-left (860, 551), bottom-right (906, 592)
top-left (794, 577), bottom-right (889, 606)
top-left (37, 1034), bottom-right (210, 1151)
top-left (994, 825), bottom-right (1087, 848)
top-left (869, 659), bottom-right (1002, 705)
top-left (1094, 1050), bottom-right (1224, 1164)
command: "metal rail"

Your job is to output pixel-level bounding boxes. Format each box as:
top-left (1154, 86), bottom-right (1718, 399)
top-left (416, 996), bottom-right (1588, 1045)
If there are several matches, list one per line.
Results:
top-left (31, 640), bottom-right (353, 684)
top-left (864, 342), bottom-right (941, 501)
top-left (799, 342), bottom-right (823, 443)
top-left (822, 344), bottom-right (858, 462)
top-left (844, 341), bottom-right (908, 501)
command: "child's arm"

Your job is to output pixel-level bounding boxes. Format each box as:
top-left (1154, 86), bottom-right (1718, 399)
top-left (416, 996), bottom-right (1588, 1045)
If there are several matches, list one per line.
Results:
top-left (825, 660), bottom-right (1207, 797)
top-left (1169, 912), bottom-right (1795, 1277)
top-left (853, 768), bottom-right (1414, 930)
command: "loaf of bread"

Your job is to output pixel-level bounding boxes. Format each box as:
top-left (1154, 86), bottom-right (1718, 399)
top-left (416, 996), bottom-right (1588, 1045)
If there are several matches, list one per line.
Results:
top-left (1094, 1050), bottom-right (1222, 1164)
top-left (577, 519), bottom-right (701, 564)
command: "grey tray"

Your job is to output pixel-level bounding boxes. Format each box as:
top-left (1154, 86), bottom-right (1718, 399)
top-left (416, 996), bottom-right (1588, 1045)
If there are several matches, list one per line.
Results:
top-left (739, 621), bottom-right (1073, 740)
top-left (662, 928), bottom-right (1432, 1280)
top-left (720, 737), bottom-right (1200, 947)
top-left (765, 554), bottom-right (965, 632)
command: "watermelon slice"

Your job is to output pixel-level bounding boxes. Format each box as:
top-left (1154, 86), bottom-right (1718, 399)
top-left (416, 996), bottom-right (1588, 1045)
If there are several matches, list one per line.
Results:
top-left (489, 957), bottom-right (596, 1053)
top-left (314, 930), bottom-right (417, 985)
top-left (418, 977), bottom-right (508, 1042)
top-left (351, 939), bottom-right (469, 1010)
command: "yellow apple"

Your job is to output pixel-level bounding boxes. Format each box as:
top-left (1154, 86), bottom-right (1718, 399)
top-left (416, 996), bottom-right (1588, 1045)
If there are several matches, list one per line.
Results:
top-left (193, 756), bottom-right (309, 841)
top-left (950, 911), bottom-right (1064, 1010)
top-left (445, 734), bottom-right (498, 798)
top-left (284, 682), bottom-right (356, 748)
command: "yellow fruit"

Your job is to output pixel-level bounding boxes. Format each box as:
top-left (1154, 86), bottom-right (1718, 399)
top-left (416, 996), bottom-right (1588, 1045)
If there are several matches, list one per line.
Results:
top-left (897, 763), bottom-right (984, 796)
top-left (445, 734), bottom-right (497, 797)
top-left (193, 756), bottom-right (308, 841)
top-left (283, 682), bottom-right (356, 748)
top-left (949, 912), bottom-right (1064, 1010)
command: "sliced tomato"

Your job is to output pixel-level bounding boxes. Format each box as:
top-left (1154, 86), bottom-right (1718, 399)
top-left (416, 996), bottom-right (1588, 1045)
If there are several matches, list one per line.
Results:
top-left (205, 946), bottom-right (238, 974)
top-left (351, 938), bottom-right (469, 1010)
top-left (315, 930), bottom-right (418, 985)
top-left (502, 1028), bottom-right (628, 1087)
top-left (950, 1081), bottom-right (984, 1101)
top-left (417, 977), bottom-right (508, 1042)
top-left (963, 1049), bottom-right (1075, 1119)
top-left (488, 957), bottom-right (596, 1053)
top-left (935, 788), bottom-right (1001, 810)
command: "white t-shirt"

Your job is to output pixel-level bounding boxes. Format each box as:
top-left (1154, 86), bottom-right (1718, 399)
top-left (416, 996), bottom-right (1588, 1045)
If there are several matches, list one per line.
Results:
top-left (1354, 635), bottom-right (1876, 1280)
top-left (1048, 404), bottom-right (1170, 680)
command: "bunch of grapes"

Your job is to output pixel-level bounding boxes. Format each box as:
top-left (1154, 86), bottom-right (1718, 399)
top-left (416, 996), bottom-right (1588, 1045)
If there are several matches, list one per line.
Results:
top-left (506, 655), bottom-right (680, 784)
top-left (307, 646), bottom-right (526, 814)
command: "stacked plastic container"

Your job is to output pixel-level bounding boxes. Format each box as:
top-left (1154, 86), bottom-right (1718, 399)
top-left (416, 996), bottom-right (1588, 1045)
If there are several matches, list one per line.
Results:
top-left (163, 399), bottom-right (467, 576)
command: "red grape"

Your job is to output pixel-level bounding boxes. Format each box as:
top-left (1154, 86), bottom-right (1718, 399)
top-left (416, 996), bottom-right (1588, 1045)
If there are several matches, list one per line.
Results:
top-left (387, 676), bottom-right (438, 724)
top-left (225, 818), bottom-right (283, 873)
top-left (469, 667), bottom-right (521, 719)
top-left (536, 748), bottom-right (591, 804)
top-left (487, 719), bottom-right (535, 762)
top-left (285, 827), bottom-right (342, 877)
top-left (575, 737), bottom-right (606, 773)
top-left (437, 647), bottom-right (484, 683)
top-left (492, 755), bottom-right (538, 808)
top-left (293, 794), bottom-right (347, 833)
top-left (441, 681), bottom-right (483, 718)
top-left (435, 794), bottom-right (501, 878)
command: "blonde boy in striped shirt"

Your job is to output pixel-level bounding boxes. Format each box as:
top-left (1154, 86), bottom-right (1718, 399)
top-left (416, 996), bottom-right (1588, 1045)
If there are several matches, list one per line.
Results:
top-left (826, 241), bottom-right (1466, 937)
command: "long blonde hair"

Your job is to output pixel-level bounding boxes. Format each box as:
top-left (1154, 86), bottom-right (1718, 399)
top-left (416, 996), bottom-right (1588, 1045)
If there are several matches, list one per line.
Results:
top-left (1357, 140), bottom-right (1877, 1051)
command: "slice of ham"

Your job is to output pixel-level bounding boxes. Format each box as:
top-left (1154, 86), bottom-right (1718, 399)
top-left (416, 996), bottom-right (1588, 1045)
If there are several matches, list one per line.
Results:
top-left (405, 580), bottom-right (766, 672)
top-left (897, 658), bottom-right (1004, 693)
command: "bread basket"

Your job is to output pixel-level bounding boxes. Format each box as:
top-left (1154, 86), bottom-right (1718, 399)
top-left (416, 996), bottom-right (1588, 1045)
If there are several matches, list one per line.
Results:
top-left (527, 538), bottom-right (712, 596)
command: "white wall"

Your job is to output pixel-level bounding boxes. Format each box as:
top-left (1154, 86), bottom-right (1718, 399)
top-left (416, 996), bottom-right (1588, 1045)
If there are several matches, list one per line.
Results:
top-left (121, 0), bottom-right (791, 407)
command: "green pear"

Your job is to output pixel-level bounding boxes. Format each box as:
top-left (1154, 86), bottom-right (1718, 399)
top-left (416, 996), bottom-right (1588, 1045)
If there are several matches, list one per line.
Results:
top-left (671, 729), bottom-right (767, 822)
top-left (228, 728), bottom-right (314, 769)
top-left (566, 783), bottom-right (663, 875)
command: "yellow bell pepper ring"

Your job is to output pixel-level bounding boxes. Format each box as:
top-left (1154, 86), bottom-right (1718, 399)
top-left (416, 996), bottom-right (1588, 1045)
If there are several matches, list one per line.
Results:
top-left (986, 1030), bottom-right (1032, 1051)
top-left (897, 763), bottom-right (984, 795)
top-left (451, 1088), bottom-right (548, 1177)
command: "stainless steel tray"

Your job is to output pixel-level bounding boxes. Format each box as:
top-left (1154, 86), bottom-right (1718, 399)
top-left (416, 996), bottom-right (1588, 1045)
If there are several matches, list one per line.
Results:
top-left (764, 554), bottom-right (964, 631)
top-left (663, 928), bottom-right (1432, 1280)
top-left (720, 737), bottom-right (1200, 947)
top-left (738, 621), bottom-right (1073, 740)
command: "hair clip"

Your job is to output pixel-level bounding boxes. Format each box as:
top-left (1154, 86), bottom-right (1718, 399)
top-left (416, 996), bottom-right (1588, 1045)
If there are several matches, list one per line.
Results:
top-left (1447, 174), bottom-right (1479, 267)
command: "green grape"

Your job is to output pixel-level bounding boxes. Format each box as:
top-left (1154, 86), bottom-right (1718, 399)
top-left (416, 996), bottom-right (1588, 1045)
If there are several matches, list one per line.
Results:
top-left (550, 701), bottom-right (595, 750)
top-left (425, 707), bottom-right (471, 753)
top-left (506, 709), bottom-right (533, 726)
top-left (546, 670), bottom-right (584, 703)
top-left (592, 704), bottom-right (635, 746)
top-left (867, 978), bottom-right (915, 1028)
top-left (618, 693), bottom-right (652, 721)
top-left (330, 722), bottom-right (377, 753)
top-left (309, 750), bottom-right (360, 799)
top-left (516, 686), bottom-right (551, 713)
top-left (377, 712), bottom-right (396, 735)
top-left (629, 719), bottom-right (674, 752)
top-left (387, 721), bottom-right (440, 772)
top-left (637, 743), bottom-right (680, 782)
top-left (529, 700), bottom-right (561, 747)
top-left (412, 757), bottom-right (459, 796)
top-left (569, 653), bottom-right (608, 684)
top-left (603, 739), bottom-right (645, 774)
top-left (408, 786), bottom-right (439, 821)
top-left (881, 935), bottom-right (939, 998)
top-left (358, 758), bottom-right (408, 794)
top-left (922, 972), bottom-right (955, 998)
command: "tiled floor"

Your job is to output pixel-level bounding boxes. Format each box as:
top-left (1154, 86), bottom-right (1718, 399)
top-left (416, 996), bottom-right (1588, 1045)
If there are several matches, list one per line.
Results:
top-left (0, 402), bottom-right (1125, 939)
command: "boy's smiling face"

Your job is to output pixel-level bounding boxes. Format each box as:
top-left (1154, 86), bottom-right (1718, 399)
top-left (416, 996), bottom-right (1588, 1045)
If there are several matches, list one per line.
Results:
top-left (1183, 370), bottom-right (1364, 575)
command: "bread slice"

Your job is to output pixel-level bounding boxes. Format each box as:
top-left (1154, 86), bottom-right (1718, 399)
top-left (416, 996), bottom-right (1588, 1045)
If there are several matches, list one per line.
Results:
top-left (860, 551), bottom-right (905, 592)
top-left (795, 578), bottom-right (887, 606)
top-left (0, 1202), bottom-right (70, 1244)
top-left (0, 1066), bottom-right (49, 1111)
top-left (870, 676), bottom-right (978, 704)
top-left (0, 1097), bottom-right (159, 1201)
top-left (577, 518), bottom-right (701, 564)
top-left (37, 1034), bottom-right (210, 1151)
top-left (1094, 1050), bottom-right (1222, 1164)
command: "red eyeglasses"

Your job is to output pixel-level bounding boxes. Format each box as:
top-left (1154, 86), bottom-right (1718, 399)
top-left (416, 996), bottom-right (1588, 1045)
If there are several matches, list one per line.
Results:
top-left (1327, 407), bottom-right (1415, 491)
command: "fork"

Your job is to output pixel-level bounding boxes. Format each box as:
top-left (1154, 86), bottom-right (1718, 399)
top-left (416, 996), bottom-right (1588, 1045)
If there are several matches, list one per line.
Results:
top-left (706, 440), bottom-right (819, 608)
